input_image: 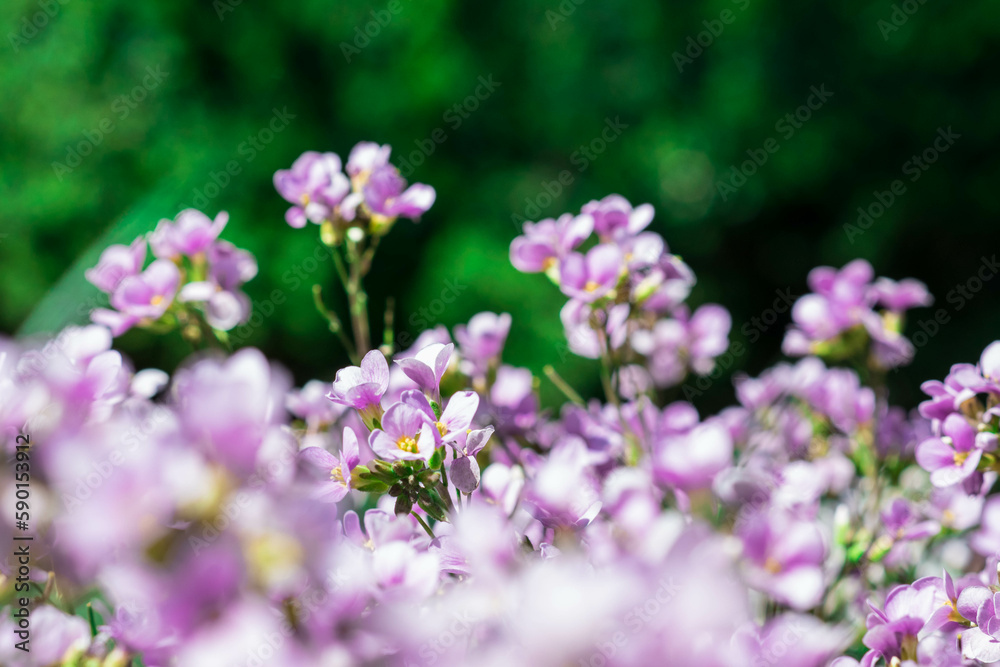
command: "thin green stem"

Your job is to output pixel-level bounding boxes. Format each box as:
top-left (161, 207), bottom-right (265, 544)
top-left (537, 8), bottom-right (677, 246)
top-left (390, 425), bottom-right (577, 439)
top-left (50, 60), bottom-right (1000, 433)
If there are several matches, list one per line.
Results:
top-left (439, 453), bottom-right (458, 513)
top-left (599, 354), bottom-right (619, 408)
top-left (344, 238), bottom-right (372, 356)
top-left (312, 285), bottom-right (358, 363)
top-left (412, 512), bottom-right (436, 539)
top-left (382, 296), bottom-right (395, 355)
top-left (327, 242), bottom-right (351, 287)
top-left (544, 365), bottom-right (585, 406)
top-left (192, 308), bottom-right (231, 352)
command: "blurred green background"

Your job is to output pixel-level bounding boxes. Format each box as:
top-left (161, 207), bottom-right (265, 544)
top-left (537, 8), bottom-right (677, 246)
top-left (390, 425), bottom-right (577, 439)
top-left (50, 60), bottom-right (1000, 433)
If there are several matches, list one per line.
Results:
top-left (2, 0), bottom-right (999, 411)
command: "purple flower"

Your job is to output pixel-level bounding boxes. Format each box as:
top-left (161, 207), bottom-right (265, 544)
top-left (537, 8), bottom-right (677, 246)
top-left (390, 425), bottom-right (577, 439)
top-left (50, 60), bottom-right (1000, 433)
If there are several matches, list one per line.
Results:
top-left (926, 570), bottom-right (987, 635)
top-left (880, 498), bottom-right (940, 542)
top-left (734, 613), bottom-right (850, 667)
top-left (509, 213), bottom-right (593, 274)
top-left (273, 151), bottom-right (350, 228)
top-left (173, 347), bottom-right (290, 475)
top-left (371, 540), bottom-right (441, 602)
top-left (394, 342), bottom-right (454, 396)
top-left (149, 209), bottom-right (228, 259)
top-left (177, 241), bottom-right (258, 330)
top-left (522, 439), bottom-right (602, 528)
top-left (580, 194), bottom-right (654, 241)
top-left (958, 587), bottom-right (1000, 662)
top-left (981, 340), bottom-right (1000, 385)
top-left (916, 413), bottom-right (982, 487)
top-left (345, 140), bottom-right (392, 178)
top-left (454, 312), bottom-right (511, 373)
top-left (919, 363), bottom-right (983, 421)
top-left (368, 402), bottom-right (436, 462)
top-left (631, 304), bottom-right (732, 387)
top-left (327, 349), bottom-right (389, 428)
top-left (559, 244), bottom-right (623, 302)
top-left (803, 366), bottom-right (876, 434)
top-left (653, 412), bottom-right (733, 492)
top-left (287, 380), bottom-right (344, 429)
top-left (340, 142), bottom-right (435, 228)
top-left (870, 277), bottom-right (932, 311)
top-left (971, 496), bottom-right (1000, 557)
top-left (740, 509), bottom-right (826, 610)
top-left (298, 427), bottom-right (361, 502)
top-left (449, 426), bottom-right (494, 493)
top-left (635, 253), bottom-right (696, 314)
top-left (401, 389), bottom-right (479, 445)
top-left (927, 485), bottom-right (985, 532)
top-left (479, 463), bottom-right (525, 515)
top-left (490, 365), bottom-right (538, 434)
top-left (85, 237), bottom-right (146, 293)
top-left (0, 605), bottom-right (90, 665)
top-left (783, 260), bottom-right (929, 369)
top-left (862, 581), bottom-right (947, 664)
top-left (785, 260), bottom-right (874, 343)
top-left (560, 300), bottom-right (629, 360)
top-left (357, 163), bottom-right (436, 222)
top-left (92, 259), bottom-right (181, 335)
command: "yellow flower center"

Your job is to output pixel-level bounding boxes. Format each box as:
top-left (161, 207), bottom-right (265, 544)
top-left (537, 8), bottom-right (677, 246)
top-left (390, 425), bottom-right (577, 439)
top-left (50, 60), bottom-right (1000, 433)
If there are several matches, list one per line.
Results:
top-left (954, 451), bottom-right (969, 466)
top-left (542, 256), bottom-right (557, 272)
top-left (764, 557), bottom-right (782, 574)
top-left (150, 295), bottom-right (164, 306)
top-left (330, 466), bottom-right (345, 484)
top-left (584, 280), bottom-right (600, 292)
top-left (436, 422), bottom-right (448, 437)
top-left (883, 311), bottom-right (902, 334)
top-left (396, 436), bottom-right (419, 454)
top-left (301, 193), bottom-right (311, 205)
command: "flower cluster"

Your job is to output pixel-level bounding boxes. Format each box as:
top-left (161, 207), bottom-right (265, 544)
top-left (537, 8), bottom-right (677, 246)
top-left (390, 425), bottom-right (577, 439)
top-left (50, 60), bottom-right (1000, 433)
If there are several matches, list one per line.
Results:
top-left (274, 142), bottom-right (435, 238)
top-left (7, 146), bottom-right (1000, 666)
top-left (510, 195), bottom-right (731, 388)
top-left (87, 209), bottom-right (256, 339)
top-left (782, 259), bottom-right (932, 369)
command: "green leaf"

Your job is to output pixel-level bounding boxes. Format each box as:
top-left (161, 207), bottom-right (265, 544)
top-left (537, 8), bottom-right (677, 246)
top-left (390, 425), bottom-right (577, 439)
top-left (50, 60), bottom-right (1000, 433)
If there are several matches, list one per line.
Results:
top-left (428, 448), bottom-right (443, 469)
top-left (353, 478), bottom-right (389, 494)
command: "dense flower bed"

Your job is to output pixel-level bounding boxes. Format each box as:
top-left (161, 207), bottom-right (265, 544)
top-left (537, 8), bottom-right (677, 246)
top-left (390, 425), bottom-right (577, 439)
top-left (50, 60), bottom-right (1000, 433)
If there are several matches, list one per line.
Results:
top-left (2, 142), bottom-right (999, 666)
